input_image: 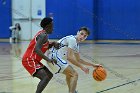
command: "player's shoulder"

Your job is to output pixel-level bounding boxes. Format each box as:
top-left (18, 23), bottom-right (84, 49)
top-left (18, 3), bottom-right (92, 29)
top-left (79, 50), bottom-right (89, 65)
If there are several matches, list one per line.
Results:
top-left (35, 31), bottom-right (48, 41)
top-left (58, 35), bottom-right (76, 43)
top-left (66, 35), bottom-right (75, 38)
top-left (66, 35), bottom-right (77, 45)
top-left (66, 35), bottom-right (76, 40)
top-left (38, 30), bottom-right (48, 36)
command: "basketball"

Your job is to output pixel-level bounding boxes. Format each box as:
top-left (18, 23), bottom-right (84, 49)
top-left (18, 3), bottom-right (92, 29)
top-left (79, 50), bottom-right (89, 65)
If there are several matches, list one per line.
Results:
top-left (93, 67), bottom-right (107, 81)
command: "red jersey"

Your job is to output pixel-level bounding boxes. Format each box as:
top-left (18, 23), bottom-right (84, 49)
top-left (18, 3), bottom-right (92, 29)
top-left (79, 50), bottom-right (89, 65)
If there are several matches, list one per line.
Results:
top-left (22, 30), bottom-right (49, 61)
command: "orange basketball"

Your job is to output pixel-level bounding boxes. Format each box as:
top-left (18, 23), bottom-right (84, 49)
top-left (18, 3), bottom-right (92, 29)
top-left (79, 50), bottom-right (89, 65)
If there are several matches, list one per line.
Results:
top-left (93, 67), bottom-right (107, 81)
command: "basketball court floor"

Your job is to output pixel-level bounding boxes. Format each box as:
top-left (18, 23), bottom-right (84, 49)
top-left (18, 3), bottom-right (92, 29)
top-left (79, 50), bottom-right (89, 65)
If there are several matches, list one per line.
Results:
top-left (0, 41), bottom-right (140, 93)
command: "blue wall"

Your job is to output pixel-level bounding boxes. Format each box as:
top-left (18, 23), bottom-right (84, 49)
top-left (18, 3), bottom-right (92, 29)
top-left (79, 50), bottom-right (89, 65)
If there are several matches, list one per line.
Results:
top-left (46, 0), bottom-right (94, 40)
top-left (94, 0), bottom-right (140, 40)
top-left (1, 0), bottom-right (140, 40)
top-left (0, 0), bottom-right (11, 38)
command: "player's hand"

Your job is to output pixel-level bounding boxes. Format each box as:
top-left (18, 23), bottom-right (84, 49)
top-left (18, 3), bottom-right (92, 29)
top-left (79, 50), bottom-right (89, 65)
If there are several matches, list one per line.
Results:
top-left (48, 59), bottom-right (57, 65)
top-left (81, 66), bottom-right (89, 74)
top-left (53, 42), bottom-right (61, 49)
top-left (51, 59), bottom-right (57, 65)
top-left (49, 42), bottom-right (61, 49)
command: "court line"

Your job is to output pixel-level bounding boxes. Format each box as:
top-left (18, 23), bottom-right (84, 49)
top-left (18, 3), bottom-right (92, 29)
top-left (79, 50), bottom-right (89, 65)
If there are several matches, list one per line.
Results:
top-left (96, 78), bottom-right (140, 93)
top-left (80, 45), bottom-right (138, 86)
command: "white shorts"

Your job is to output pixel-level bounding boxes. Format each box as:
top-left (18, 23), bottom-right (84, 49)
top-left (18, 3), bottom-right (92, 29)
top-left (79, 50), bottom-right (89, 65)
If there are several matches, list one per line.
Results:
top-left (47, 52), bottom-right (69, 74)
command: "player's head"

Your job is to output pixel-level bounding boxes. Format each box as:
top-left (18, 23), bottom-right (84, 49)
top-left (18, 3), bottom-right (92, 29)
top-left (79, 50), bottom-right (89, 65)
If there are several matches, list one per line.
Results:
top-left (40, 17), bottom-right (53, 34)
top-left (76, 26), bottom-right (90, 42)
top-left (15, 23), bottom-right (21, 30)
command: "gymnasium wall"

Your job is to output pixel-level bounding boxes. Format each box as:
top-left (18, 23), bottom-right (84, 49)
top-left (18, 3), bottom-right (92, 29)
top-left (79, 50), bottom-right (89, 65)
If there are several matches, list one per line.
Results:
top-left (0, 0), bottom-right (11, 38)
top-left (94, 0), bottom-right (140, 40)
top-left (0, 0), bottom-right (140, 40)
top-left (46, 0), bottom-right (94, 39)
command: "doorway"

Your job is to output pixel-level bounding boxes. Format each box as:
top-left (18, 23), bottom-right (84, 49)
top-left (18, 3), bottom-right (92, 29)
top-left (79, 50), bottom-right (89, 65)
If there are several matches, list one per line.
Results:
top-left (12, 0), bottom-right (46, 40)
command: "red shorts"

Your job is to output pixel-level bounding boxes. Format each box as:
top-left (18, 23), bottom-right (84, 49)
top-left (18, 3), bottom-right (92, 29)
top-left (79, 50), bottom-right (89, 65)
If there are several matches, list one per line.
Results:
top-left (22, 58), bottom-right (44, 76)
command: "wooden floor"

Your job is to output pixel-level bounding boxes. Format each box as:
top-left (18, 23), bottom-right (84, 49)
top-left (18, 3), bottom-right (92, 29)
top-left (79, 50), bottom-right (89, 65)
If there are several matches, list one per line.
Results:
top-left (0, 41), bottom-right (140, 93)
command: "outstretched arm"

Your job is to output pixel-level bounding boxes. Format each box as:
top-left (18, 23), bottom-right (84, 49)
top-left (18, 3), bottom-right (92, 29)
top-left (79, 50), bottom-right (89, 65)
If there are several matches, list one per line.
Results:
top-left (67, 48), bottom-right (89, 74)
top-left (74, 53), bottom-right (101, 68)
top-left (67, 48), bottom-right (83, 68)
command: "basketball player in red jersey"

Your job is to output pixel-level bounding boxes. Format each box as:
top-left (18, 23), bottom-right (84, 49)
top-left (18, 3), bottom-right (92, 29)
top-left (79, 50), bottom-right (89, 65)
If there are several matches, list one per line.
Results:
top-left (22, 17), bottom-right (59, 93)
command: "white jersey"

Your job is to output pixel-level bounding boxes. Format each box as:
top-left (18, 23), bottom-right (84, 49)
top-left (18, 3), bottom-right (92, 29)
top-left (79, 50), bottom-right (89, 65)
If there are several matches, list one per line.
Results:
top-left (46, 35), bottom-right (79, 73)
top-left (57, 35), bottom-right (79, 58)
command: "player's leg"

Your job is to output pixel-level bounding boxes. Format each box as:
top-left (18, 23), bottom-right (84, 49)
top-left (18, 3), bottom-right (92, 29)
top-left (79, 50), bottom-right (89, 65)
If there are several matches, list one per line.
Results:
top-left (43, 66), bottom-right (53, 79)
top-left (33, 67), bottom-right (53, 93)
top-left (66, 74), bottom-right (71, 90)
top-left (13, 37), bottom-right (16, 43)
top-left (63, 65), bottom-right (78, 93)
top-left (50, 53), bottom-right (78, 93)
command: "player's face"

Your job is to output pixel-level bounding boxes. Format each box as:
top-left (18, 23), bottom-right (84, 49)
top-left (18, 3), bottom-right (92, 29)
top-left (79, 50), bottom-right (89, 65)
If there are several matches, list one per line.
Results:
top-left (45, 22), bottom-right (53, 34)
top-left (77, 30), bottom-right (88, 42)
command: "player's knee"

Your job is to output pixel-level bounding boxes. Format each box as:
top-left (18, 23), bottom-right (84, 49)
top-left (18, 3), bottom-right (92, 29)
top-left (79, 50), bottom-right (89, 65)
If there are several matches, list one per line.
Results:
top-left (41, 76), bottom-right (51, 83)
top-left (44, 66), bottom-right (53, 78)
top-left (70, 71), bottom-right (78, 79)
top-left (73, 71), bottom-right (78, 78)
top-left (39, 73), bottom-right (51, 81)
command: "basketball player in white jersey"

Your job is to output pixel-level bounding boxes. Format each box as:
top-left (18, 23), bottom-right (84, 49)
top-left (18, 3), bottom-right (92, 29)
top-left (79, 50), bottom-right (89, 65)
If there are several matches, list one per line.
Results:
top-left (47, 27), bottom-right (101, 93)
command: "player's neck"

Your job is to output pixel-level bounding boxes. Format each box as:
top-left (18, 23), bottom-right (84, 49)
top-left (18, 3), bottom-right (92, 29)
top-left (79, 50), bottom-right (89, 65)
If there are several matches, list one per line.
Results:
top-left (75, 35), bottom-right (80, 43)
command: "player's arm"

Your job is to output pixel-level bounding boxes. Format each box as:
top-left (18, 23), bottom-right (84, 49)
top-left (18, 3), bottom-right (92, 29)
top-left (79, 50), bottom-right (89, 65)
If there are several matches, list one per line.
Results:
top-left (34, 33), bottom-right (52, 62)
top-left (66, 38), bottom-right (83, 68)
top-left (67, 48), bottom-right (86, 68)
top-left (48, 41), bottom-right (60, 49)
top-left (74, 53), bottom-right (102, 68)
top-left (67, 48), bottom-right (89, 74)
top-left (9, 26), bottom-right (15, 30)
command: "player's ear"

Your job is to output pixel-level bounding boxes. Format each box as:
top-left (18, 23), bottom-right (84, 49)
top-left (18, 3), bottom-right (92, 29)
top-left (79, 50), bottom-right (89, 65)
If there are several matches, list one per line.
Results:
top-left (77, 30), bottom-right (80, 34)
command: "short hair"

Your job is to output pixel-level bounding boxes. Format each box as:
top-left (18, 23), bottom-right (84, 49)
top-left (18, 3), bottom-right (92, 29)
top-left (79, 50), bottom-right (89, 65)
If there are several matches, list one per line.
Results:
top-left (15, 23), bottom-right (21, 30)
top-left (40, 17), bottom-right (53, 28)
top-left (79, 26), bottom-right (90, 35)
